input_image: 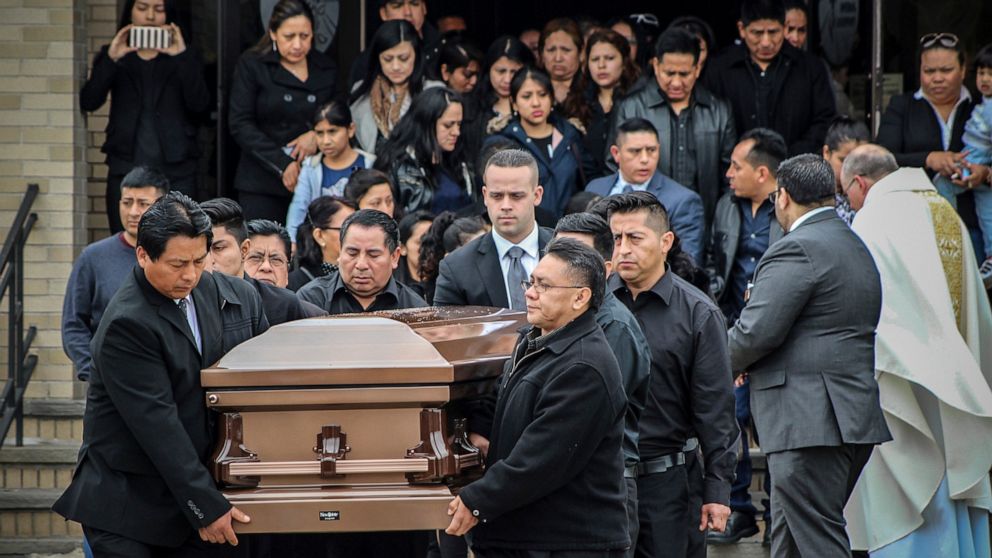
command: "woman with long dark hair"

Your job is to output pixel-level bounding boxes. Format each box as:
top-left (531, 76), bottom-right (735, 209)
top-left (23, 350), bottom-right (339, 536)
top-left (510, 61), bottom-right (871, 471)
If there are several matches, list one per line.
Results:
top-left (564, 29), bottom-right (641, 176)
top-left (228, 0), bottom-right (337, 222)
top-left (287, 196), bottom-right (355, 291)
top-left (350, 20), bottom-right (440, 154)
top-left (539, 18), bottom-right (583, 106)
top-left (374, 87), bottom-right (476, 216)
top-left (435, 35), bottom-right (484, 95)
top-left (393, 210), bottom-right (435, 298)
top-left (484, 67), bottom-right (591, 220)
top-left (417, 210), bottom-right (487, 303)
top-left (81, 0), bottom-right (208, 232)
top-left (465, 36), bottom-right (534, 165)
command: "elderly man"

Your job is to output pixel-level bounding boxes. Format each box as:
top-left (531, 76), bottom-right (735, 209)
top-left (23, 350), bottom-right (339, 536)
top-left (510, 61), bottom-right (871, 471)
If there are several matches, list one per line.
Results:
top-left (446, 237), bottom-right (630, 558)
top-left (54, 192), bottom-right (264, 556)
top-left (607, 191), bottom-right (738, 558)
top-left (607, 27), bottom-right (736, 230)
top-left (841, 145), bottom-right (992, 556)
top-left (62, 166), bottom-right (168, 381)
top-left (200, 198), bottom-right (322, 325)
top-left (554, 213), bottom-right (652, 558)
top-left (727, 154), bottom-right (891, 558)
top-left (245, 219), bottom-right (293, 289)
top-left (588, 118), bottom-right (706, 264)
top-left (297, 209), bottom-right (427, 313)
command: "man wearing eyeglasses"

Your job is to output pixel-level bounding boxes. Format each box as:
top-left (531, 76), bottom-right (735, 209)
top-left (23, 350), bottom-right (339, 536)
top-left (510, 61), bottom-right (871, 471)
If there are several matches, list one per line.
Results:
top-left (200, 198), bottom-right (324, 325)
top-left (606, 191), bottom-right (739, 558)
top-left (446, 238), bottom-right (630, 557)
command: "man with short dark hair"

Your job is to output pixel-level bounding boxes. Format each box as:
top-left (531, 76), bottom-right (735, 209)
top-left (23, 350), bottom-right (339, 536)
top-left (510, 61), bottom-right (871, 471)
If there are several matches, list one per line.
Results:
top-left (62, 166), bottom-right (168, 381)
top-left (588, 118), bottom-right (706, 263)
top-left (297, 209), bottom-right (427, 313)
top-left (607, 191), bottom-right (738, 558)
top-left (54, 192), bottom-right (265, 556)
top-left (434, 149), bottom-right (554, 309)
top-left (704, 0), bottom-right (835, 156)
top-left (608, 27), bottom-right (736, 230)
top-left (554, 213), bottom-right (651, 558)
top-left (705, 127), bottom-right (787, 545)
top-left (201, 198), bottom-right (322, 325)
top-left (728, 154), bottom-right (891, 557)
top-left (446, 238), bottom-right (630, 557)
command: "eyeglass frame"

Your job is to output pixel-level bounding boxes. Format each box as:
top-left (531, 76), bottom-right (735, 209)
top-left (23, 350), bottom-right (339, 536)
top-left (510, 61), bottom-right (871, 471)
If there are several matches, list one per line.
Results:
top-left (520, 280), bottom-right (587, 295)
top-left (244, 251), bottom-right (289, 269)
top-left (842, 176), bottom-right (861, 196)
top-left (920, 32), bottom-right (959, 49)
top-left (767, 188), bottom-right (782, 205)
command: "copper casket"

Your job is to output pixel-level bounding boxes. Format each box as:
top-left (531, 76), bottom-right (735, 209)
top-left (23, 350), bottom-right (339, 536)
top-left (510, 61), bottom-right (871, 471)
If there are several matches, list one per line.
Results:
top-left (202, 307), bottom-right (526, 534)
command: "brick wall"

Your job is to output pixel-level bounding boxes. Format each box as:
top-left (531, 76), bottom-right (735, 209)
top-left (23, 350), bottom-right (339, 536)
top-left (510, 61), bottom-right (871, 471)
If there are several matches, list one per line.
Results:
top-left (0, 0), bottom-right (96, 400)
top-left (84, 0), bottom-right (117, 243)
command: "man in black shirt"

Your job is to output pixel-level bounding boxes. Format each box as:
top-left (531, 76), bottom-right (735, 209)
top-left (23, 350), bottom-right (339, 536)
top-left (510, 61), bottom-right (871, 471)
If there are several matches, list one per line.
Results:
top-left (297, 209), bottom-right (427, 313)
top-left (606, 192), bottom-right (739, 558)
top-left (704, 0), bottom-right (835, 156)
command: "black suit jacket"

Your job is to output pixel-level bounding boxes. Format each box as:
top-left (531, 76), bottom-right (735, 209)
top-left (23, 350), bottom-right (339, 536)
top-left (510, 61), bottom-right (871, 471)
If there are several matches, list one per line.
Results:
top-left (433, 227), bottom-right (554, 308)
top-left (876, 92), bottom-right (978, 227)
top-left (54, 269), bottom-right (246, 547)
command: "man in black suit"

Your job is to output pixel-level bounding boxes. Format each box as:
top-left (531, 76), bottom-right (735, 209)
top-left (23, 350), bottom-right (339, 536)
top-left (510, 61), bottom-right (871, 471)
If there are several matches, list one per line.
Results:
top-left (727, 155), bottom-right (891, 557)
top-left (54, 192), bottom-right (263, 556)
top-left (434, 149), bottom-right (553, 309)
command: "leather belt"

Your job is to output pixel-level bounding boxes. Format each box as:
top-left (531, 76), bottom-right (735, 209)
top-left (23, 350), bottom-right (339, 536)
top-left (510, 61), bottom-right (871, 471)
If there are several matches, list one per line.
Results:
top-left (630, 438), bottom-right (700, 478)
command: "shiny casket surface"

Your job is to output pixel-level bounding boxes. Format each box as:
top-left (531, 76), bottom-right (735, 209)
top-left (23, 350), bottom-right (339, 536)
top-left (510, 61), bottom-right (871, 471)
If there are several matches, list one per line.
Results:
top-left (202, 306), bottom-right (526, 534)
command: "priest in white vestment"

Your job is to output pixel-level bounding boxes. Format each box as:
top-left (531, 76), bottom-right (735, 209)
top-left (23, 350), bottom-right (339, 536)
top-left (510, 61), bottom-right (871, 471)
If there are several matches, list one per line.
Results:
top-left (840, 144), bottom-right (992, 557)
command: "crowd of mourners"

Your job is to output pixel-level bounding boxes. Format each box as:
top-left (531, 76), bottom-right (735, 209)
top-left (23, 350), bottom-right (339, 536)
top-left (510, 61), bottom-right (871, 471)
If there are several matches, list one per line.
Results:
top-left (55, 0), bottom-right (992, 557)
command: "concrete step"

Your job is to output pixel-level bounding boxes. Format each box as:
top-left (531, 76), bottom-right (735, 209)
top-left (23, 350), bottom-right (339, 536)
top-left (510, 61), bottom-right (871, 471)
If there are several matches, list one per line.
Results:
top-left (15, 400), bottom-right (85, 443)
top-left (0, 489), bottom-right (82, 540)
top-left (0, 537), bottom-right (82, 556)
top-left (0, 439), bottom-right (79, 490)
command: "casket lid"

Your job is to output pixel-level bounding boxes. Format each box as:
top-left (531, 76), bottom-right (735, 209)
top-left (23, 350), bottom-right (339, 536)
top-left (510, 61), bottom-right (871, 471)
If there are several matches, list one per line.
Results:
top-left (201, 307), bottom-right (526, 388)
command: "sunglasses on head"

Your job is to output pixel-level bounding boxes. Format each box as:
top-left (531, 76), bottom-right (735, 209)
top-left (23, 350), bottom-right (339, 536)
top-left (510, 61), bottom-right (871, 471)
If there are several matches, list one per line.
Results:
top-left (920, 33), bottom-right (959, 49)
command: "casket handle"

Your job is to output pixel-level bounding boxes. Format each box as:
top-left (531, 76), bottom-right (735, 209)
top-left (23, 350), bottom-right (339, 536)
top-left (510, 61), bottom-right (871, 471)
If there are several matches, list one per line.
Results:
top-left (315, 424), bottom-right (351, 478)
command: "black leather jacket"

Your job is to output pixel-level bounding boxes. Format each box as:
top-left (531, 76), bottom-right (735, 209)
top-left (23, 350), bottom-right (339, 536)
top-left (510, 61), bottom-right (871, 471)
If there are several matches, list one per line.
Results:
top-left (385, 148), bottom-right (476, 215)
top-left (607, 83), bottom-right (736, 228)
top-left (703, 193), bottom-right (785, 303)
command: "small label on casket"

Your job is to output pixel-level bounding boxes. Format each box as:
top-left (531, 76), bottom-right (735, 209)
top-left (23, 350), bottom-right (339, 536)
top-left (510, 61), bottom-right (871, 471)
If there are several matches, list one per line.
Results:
top-left (319, 511), bottom-right (341, 521)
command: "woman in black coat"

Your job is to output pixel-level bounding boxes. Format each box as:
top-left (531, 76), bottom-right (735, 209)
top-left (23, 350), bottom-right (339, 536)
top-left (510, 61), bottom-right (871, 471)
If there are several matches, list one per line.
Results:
top-left (228, 0), bottom-right (337, 222)
top-left (80, 0), bottom-right (208, 233)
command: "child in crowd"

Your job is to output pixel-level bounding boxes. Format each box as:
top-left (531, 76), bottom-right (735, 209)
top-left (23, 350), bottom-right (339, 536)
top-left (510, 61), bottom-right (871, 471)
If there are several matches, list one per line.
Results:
top-left (286, 100), bottom-right (375, 241)
top-left (344, 169), bottom-right (397, 218)
top-left (960, 43), bottom-right (992, 280)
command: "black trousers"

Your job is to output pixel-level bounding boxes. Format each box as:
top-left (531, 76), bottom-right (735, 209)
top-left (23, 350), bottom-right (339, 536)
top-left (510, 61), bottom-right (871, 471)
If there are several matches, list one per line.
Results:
top-left (106, 172), bottom-right (196, 234)
top-left (633, 451), bottom-right (705, 558)
top-left (83, 525), bottom-right (240, 558)
top-left (427, 530), bottom-right (470, 558)
top-left (624, 477), bottom-right (638, 558)
top-left (475, 550), bottom-right (627, 558)
top-left (238, 191), bottom-right (291, 224)
top-left (766, 444), bottom-right (873, 558)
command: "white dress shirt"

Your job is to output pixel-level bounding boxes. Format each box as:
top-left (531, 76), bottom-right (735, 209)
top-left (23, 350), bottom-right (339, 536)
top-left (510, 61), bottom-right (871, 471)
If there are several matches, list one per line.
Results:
top-left (491, 225), bottom-right (540, 305)
top-left (789, 206), bottom-right (834, 232)
top-left (608, 173), bottom-right (650, 196)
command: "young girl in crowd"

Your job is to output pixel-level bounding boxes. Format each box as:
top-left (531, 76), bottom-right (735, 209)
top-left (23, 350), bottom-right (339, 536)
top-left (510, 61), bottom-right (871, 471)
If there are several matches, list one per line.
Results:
top-left (436, 35), bottom-right (484, 95)
top-left (350, 20), bottom-right (439, 153)
top-left (286, 100), bottom-right (375, 241)
top-left (228, 0), bottom-right (337, 222)
top-left (564, 29), bottom-right (641, 176)
top-left (821, 116), bottom-right (870, 225)
top-left (374, 87), bottom-right (476, 216)
top-left (961, 43), bottom-right (992, 277)
top-left (288, 196), bottom-right (355, 291)
top-left (485, 67), bottom-right (592, 220)
top-left (81, 0), bottom-right (208, 232)
top-left (393, 210), bottom-right (435, 298)
top-left (417, 210), bottom-right (488, 304)
top-left (343, 169), bottom-right (396, 217)
top-left (540, 18), bottom-right (584, 106)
